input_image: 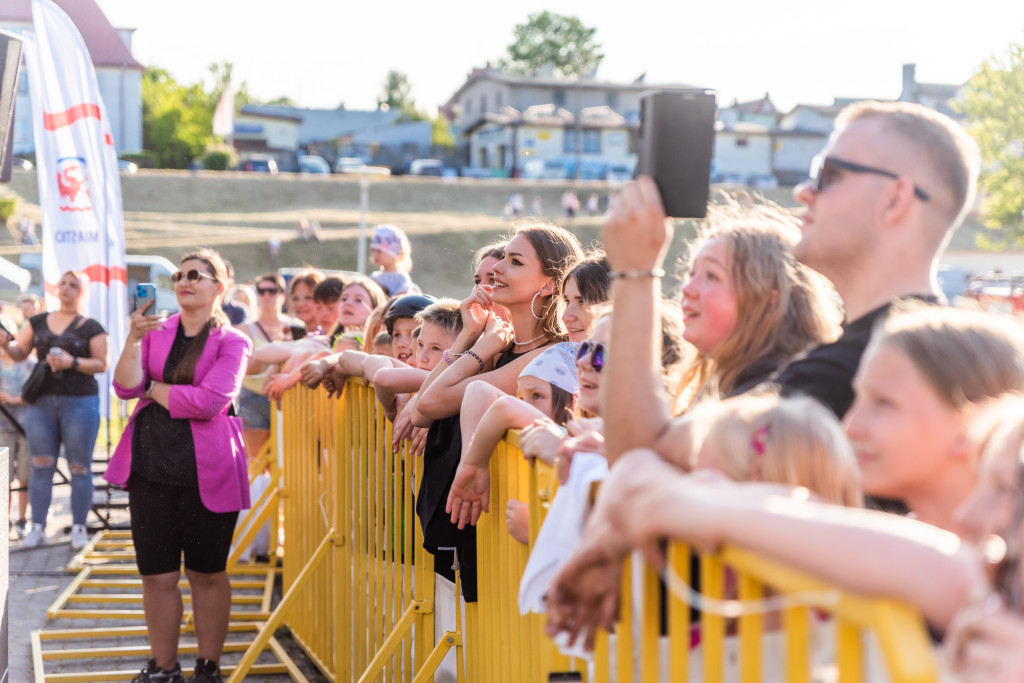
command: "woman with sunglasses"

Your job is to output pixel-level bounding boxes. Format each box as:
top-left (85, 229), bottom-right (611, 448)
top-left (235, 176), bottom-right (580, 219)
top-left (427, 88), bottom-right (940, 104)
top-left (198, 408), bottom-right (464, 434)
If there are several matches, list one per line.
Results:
top-left (107, 249), bottom-right (253, 683)
top-left (0, 270), bottom-right (108, 551)
top-left (239, 273), bottom-right (297, 462)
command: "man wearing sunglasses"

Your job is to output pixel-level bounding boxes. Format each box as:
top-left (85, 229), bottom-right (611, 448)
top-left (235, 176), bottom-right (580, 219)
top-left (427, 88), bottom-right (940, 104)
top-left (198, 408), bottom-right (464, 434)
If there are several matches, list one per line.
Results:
top-left (601, 100), bottom-right (980, 468)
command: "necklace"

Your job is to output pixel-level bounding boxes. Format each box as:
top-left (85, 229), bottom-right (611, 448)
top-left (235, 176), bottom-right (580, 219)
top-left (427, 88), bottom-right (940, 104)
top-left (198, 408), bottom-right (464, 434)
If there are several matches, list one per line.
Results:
top-left (513, 332), bottom-right (547, 346)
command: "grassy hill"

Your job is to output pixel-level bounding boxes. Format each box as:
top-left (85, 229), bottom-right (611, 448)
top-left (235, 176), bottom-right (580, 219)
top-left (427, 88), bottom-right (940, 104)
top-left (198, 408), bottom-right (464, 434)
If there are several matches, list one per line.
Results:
top-left (0, 169), bottom-right (991, 299)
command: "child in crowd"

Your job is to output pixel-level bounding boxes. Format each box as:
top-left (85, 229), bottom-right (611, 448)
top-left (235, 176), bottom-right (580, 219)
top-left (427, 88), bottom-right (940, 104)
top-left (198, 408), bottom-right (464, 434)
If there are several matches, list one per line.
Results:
top-left (299, 293), bottom-right (437, 397)
top-left (337, 276), bottom-right (387, 341)
top-left (361, 296), bottom-right (397, 353)
top-left (369, 224), bottom-right (419, 296)
top-left (546, 305), bottom-right (1024, 652)
top-left (446, 343), bottom-right (579, 535)
top-left (286, 269), bottom-right (326, 337)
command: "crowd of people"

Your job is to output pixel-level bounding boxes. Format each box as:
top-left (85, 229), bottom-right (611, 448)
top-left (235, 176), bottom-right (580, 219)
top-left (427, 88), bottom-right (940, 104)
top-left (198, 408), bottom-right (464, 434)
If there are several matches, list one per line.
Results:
top-left (8, 99), bottom-right (1024, 682)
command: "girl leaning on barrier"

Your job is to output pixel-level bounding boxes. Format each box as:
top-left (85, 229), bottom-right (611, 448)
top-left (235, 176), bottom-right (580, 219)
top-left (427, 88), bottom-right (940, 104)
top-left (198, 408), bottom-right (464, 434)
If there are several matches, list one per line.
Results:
top-left (106, 248), bottom-right (252, 683)
top-left (546, 306), bottom-right (1024, 672)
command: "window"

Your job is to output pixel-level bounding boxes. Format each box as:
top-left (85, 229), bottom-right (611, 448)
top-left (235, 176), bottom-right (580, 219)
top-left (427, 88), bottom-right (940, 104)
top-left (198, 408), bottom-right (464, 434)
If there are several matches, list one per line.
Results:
top-left (496, 91), bottom-right (503, 110)
top-left (563, 128), bottom-right (602, 154)
top-left (553, 89), bottom-right (566, 108)
top-left (480, 94), bottom-right (486, 114)
top-left (606, 92), bottom-right (619, 109)
top-left (735, 138), bottom-right (749, 147)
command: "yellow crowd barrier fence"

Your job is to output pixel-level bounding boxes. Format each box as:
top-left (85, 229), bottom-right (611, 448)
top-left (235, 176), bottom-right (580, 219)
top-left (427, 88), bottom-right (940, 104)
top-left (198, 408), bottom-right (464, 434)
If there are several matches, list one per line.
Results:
top-left (231, 380), bottom-right (939, 682)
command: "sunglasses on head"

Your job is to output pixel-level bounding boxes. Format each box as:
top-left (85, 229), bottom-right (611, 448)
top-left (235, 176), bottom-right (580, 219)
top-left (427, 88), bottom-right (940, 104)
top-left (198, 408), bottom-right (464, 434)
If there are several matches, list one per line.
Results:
top-left (807, 152), bottom-right (930, 201)
top-left (171, 269), bottom-right (217, 284)
top-left (576, 340), bottom-right (606, 372)
top-left (257, 286), bottom-right (281, 295)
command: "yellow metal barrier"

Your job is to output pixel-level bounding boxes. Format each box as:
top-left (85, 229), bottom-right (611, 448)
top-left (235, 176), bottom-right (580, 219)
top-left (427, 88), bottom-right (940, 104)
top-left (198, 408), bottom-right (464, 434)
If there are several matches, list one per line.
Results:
top-left (230, 380), bottom-right (939, 683)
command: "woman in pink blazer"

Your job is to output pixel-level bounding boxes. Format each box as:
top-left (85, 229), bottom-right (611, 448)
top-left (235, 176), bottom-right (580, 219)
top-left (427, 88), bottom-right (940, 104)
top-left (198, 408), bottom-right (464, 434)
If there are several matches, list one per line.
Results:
top-left (108, 248), bottom-right (252, 683)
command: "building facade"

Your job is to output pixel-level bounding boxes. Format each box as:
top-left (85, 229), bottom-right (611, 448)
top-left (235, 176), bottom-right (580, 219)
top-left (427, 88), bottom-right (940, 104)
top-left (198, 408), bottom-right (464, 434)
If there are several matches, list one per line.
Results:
top-left (1, 0), bottom-right (144, 156)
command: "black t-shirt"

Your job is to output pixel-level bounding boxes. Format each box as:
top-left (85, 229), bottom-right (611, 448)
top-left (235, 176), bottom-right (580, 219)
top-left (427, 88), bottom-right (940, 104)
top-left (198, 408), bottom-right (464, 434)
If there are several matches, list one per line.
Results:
top-left (30, 313), bottom-right (106, 396)
top-left (773, 296), bottom-right (939, 419)
top-left (416, 345), bottom-right (539, 603)
top-left (130, 322), bottom-right (199, 488)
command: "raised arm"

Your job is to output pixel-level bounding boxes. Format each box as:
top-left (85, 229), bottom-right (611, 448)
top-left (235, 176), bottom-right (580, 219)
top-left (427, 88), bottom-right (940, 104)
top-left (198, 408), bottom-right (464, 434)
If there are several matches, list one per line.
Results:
top-left (548, 448), bottom-right (985, 645)
top-left (601, 177), bottom-right (686, 466)
top-left (0, 318), bottom-right (36, 363)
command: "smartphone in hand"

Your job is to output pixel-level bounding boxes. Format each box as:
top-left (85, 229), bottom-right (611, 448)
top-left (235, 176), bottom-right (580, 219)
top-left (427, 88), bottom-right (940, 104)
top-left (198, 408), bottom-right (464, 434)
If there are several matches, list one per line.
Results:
top-left (0, 318), bottom-right (15, 342)
top-left (135, 283), bottom-right (157, 313)
top-left (636, 89), bottom-right (717, 219)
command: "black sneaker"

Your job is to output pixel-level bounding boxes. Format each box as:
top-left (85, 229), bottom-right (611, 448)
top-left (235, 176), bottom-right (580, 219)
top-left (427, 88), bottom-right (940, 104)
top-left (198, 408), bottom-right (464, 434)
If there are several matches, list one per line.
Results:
top-left (189, 658), bottom-right (223, 683)
top-left (130, 659), bottom-right (185, 683)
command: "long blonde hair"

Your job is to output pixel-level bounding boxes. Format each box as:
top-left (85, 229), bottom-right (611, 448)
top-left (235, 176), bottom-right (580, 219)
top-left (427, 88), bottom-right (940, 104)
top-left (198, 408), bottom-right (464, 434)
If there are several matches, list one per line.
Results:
top-left (678, 202), bottom-right (842, 403)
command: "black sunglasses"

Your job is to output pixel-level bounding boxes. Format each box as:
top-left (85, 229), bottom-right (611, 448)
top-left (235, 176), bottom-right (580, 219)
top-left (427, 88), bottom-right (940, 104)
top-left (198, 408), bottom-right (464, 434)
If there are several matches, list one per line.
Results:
top-left (171, 269), bottom-right (217, 284)
top-left (257, 287), bottom-right (281, 295)
top-left (808, 152), bottom-right (930, 201)
top-left (576, 340), bottom-right (606, 372)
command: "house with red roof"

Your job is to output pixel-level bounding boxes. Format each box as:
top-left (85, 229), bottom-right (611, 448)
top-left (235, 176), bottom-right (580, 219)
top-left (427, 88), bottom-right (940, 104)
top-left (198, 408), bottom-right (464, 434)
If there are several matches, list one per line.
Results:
top-left (1, 0), bottom-right (143, 156)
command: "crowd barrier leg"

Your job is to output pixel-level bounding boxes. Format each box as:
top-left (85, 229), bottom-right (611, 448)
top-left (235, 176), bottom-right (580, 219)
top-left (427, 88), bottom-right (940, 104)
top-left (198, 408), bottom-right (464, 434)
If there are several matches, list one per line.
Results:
top-left (226, 530), bottom-right (335, 683)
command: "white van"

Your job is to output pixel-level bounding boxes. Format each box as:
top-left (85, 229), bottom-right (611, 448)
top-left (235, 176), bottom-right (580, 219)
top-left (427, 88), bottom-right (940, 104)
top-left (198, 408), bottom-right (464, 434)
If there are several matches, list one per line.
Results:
top-left (19, 253), bottom-right (180, 313)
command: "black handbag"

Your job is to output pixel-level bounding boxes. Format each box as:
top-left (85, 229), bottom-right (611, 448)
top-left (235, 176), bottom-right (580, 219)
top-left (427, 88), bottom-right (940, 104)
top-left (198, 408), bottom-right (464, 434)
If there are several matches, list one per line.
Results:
top-left (20, 361), bottom-right (48, 404)
top-left (21, 314), bottom-right (83, 404)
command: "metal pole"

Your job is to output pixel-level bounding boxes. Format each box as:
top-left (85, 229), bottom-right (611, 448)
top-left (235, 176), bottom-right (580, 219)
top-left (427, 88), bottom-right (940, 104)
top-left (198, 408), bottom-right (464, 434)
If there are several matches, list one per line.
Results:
top-left (358, 176), bottom-right (369, 274)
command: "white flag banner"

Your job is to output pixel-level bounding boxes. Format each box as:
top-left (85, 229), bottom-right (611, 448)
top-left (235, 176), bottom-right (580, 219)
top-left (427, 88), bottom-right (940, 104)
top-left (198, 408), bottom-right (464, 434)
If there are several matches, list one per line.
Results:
top-left (212, 80), bottom-right (233, 137)
top-left (24, 0), bottom-right (128, 418)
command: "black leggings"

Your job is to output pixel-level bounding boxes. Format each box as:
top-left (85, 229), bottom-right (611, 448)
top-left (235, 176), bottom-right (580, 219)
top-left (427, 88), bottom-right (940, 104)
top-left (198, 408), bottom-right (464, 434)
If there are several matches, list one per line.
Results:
top-left (128, 475), bottom-right (239, 575)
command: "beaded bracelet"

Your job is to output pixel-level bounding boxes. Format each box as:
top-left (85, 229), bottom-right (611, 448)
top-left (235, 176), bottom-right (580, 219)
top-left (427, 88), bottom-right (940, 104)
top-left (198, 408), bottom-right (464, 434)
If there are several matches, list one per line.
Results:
top-left (463, 349), bottom-right (486, 371)
top-left (442, 349), bottom-right (455, 366)
top-left (609, 268), bottom-right (666, 280)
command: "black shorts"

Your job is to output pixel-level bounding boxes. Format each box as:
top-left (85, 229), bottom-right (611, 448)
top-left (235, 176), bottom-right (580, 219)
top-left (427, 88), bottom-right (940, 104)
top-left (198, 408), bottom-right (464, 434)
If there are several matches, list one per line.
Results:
top-left (128, 475), bottom-right (239, 575)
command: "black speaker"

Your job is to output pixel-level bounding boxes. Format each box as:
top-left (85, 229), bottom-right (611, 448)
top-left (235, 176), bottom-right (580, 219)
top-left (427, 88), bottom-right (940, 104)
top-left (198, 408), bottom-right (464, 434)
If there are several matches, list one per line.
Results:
top-left (0, 30), bottom-right (25, 184)
top-left (636, 89), bottom-right (717, 219)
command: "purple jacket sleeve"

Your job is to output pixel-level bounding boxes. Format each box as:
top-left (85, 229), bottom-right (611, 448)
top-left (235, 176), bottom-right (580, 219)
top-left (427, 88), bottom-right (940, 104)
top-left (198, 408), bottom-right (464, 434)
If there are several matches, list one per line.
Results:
top-left (168, 329), bottom-right (252, 421)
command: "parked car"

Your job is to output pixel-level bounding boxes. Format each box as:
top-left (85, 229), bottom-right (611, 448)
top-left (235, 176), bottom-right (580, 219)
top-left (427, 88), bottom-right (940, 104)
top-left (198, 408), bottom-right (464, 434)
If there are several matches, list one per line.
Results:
top-left (242, 156), bottom-right (278, 174)
top-left (521, 158), bottom-right (569, 180)
top-left (407, 159), bottom-right (444, 176)
top-left (12, 157), bottom-right (33, 171)
top-left (297, 155), bottom-right (331, 174)
top-left (605, 163), bottom-right (634, 183)
top-left (333, 157), bottom-right (367, 174)
top-left (118, 160), bottom-right (138, 174)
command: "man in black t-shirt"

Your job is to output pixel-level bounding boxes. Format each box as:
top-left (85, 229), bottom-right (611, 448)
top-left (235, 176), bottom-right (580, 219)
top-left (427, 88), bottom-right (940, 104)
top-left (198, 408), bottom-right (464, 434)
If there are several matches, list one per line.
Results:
top-left (599, 100), bottom-right (981, 468)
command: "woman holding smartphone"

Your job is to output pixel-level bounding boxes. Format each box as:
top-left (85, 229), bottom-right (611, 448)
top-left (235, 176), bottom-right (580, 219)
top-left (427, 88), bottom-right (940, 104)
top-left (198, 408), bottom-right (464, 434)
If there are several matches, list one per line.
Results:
top-left (106, 248), bottom-right (252, 683)
top-left (0, 270), bottom-right (108, 551)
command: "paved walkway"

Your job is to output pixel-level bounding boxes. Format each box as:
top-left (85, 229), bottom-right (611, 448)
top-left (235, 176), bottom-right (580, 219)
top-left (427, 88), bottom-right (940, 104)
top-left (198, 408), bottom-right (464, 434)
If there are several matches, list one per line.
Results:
top-left (9, 460), bottom-right (327, 682)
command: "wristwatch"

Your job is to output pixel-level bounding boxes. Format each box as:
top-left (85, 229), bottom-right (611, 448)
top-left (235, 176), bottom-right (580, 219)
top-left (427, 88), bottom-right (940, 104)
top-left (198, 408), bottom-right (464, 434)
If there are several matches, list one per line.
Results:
top-left (144, 380), bottom-right (156, 398)
top-left (71, 356), bottom-right (80, 371)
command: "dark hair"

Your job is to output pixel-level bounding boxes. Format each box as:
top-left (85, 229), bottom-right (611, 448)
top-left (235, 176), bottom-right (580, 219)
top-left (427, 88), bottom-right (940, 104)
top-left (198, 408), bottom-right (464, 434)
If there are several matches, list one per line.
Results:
top-left (257, 272), bottom-right (286, 292)
top-left (563, 252), bottom-right (611, 306)
top-left (512, 221), bottom-right (585, 340)
top-left (550, 385), bottom-right (576, 427)
top-left (289, 269), bottom-right (325, 297)
top-left (172, 248), bottom-right (229, 384)
top-left (474, 238), bottom-right (508, 267)
top-left (313, 276), bottom-right (347, 304)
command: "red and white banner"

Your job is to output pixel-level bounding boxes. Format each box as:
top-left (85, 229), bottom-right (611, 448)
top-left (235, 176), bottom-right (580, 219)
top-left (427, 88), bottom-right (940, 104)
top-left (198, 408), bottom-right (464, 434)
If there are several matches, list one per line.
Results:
top-left (24, 0), bottom-right (128, 416)
top-left (212, 80), bottom-right (234, 137)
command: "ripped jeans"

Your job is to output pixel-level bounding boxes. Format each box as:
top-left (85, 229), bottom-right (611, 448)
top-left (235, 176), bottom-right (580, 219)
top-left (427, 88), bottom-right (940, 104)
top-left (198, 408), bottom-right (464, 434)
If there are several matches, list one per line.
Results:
top-left (25, 394), bottom-right (100, 528)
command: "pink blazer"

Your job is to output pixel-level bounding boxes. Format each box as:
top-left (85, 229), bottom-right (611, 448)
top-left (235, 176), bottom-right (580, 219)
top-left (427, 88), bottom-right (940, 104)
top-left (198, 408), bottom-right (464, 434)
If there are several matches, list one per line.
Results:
top-left (105, 314), bottom-right (254, 513)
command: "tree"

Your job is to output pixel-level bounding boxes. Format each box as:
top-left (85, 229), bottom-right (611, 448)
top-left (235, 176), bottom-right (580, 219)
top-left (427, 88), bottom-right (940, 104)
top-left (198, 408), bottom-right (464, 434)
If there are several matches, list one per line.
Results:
top-left (431, 114), bottom-right (454, 150)
top-left (141, 68), bottom-right (213, 169)
top-left (503, 11), bottom-right (603, 79)
top-left (379, 70), bottom-right (424, 120)
top-left (959, 40), bottom-right (1024, 245)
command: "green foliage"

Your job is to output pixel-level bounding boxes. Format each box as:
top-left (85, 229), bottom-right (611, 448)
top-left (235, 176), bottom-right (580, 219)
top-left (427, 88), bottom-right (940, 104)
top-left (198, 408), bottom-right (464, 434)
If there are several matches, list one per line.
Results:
top-left (142, 68), bottom-right (214, 169)
top-left (431, 115), bottom-right (455, 149)
top-left (503, 11), bottom-right (603, 79)
top-left (0, 198), bottom-right (17, 222)
top-left (202, 150), bottom-right (232, 171)
top-left (959, 40), bottom-right (1024, 246)
top-left (379, 70), bottom-right (425, 121)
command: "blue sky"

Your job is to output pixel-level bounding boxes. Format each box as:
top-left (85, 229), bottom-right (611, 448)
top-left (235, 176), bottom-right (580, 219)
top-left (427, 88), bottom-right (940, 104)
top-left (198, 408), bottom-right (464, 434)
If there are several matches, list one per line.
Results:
top-left (93, 0), bottom-right (1024, 115)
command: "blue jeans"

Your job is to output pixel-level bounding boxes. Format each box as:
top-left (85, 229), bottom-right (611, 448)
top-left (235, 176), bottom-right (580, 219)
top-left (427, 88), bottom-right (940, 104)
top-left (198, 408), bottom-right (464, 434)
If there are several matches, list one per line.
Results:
top-left (26, 394), bottom-right (100, 528)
